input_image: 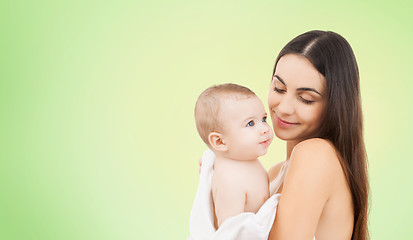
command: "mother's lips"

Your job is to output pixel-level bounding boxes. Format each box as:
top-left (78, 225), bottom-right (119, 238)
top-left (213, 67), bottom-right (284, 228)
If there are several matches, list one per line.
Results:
top-left (277, 116), bottom-right (299, 128)
top-left (278, 117), bottom-right (298, 125)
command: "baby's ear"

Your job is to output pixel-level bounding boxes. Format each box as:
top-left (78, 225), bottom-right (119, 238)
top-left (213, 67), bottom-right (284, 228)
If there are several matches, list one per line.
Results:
top-left (208, 132), bottom-right (228, 152)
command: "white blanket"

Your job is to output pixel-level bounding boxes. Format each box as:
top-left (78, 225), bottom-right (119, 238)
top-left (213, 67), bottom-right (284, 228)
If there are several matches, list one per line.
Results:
top-left (188, 149), bottom-right (280, 240)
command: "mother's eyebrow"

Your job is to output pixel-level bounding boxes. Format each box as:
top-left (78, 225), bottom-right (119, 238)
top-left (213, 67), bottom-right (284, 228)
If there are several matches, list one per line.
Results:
top-left (274, 74), bottom-right (322, 96)
top-left (297, 87), bottom-right (322, 96)
top-left (273, 74), bottom-right (286, 86)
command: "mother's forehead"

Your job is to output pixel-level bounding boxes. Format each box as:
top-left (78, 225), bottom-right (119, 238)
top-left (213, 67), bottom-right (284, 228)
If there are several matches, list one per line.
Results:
top-left (275, 54), bottom-right (326, 88)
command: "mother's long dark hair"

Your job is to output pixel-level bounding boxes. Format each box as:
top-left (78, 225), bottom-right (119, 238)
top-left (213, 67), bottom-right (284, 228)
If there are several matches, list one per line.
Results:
top-left (273, 30), bottom-right (369, 240)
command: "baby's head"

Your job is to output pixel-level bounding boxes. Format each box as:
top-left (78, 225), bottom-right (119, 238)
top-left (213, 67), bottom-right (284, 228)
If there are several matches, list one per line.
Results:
top-left (194, 83), bottom-right (273, 160)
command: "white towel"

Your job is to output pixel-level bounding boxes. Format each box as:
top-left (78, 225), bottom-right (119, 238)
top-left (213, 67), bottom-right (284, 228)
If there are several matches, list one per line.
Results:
top-left (188, 149), bottom-right (280, 240)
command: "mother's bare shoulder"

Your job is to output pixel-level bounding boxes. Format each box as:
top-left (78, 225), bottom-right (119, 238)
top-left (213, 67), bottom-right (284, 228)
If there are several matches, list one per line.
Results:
top-left (292, 138), bottom-right (338, 162)
top-left (289, 138), bottom-right (343, 187)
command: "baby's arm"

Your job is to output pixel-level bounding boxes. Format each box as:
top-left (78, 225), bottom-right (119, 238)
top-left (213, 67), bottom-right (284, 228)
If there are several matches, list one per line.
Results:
top-left (212, 172), bottom-right (246, 228)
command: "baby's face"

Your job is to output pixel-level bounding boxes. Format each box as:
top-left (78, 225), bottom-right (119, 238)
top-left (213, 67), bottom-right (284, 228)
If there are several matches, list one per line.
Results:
top-left (219, 96), bottom-right (274, 161)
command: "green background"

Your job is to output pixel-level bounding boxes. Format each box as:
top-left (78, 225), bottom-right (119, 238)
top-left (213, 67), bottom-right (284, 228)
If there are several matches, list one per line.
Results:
top-left (1, 0), bottom-right (412, 239)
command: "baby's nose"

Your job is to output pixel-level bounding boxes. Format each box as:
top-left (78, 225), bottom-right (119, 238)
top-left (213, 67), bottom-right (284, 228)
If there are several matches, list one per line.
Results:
top-left (260, 122), bottom-right (270, 134)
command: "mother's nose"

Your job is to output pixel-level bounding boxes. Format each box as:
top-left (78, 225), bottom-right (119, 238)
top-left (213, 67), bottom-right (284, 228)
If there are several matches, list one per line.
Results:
top-left (276, 96), bottom-right (295, 115)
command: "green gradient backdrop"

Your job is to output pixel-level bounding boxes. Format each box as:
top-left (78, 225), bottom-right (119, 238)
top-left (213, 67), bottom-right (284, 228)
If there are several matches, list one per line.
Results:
top-left (1, 0), bottom-right (412, 239)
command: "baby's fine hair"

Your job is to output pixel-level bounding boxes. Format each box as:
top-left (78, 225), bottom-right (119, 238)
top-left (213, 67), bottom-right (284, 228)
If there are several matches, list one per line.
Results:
top-left (194, 83), bottom-right (256, 146)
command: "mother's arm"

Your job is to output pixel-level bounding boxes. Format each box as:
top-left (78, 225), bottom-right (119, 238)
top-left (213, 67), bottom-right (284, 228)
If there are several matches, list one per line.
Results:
top-left (268, 138), bottom-right (342, 240)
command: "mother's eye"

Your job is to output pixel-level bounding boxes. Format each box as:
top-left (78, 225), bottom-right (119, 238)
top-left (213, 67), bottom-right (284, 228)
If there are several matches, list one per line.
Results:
top-left (299, 96), bottom-right (314, 105)
top-left (273, 87), bottom-right (285, 93)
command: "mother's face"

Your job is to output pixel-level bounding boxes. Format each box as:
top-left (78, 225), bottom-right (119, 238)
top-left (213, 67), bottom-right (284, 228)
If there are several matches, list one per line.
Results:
top-left (268, 54), bottom-right (326, 141)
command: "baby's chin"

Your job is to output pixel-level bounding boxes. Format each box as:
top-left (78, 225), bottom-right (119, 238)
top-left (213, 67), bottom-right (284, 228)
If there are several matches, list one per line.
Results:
top-left (227, 153), bottom-right (262, 161)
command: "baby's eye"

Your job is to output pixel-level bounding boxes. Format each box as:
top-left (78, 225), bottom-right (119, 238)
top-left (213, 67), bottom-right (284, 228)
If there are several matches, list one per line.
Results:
top-left (262, 116), bottom-right (267, 122)
top-left (247, 120), bottom-right (255, 127)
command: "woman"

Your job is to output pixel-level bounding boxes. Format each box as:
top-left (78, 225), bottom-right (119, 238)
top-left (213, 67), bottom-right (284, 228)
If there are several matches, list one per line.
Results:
top-left (267, 30), bottom-right (369, 240)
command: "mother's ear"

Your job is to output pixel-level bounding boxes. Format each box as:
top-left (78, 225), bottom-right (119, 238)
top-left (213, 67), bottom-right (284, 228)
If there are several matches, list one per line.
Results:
top-left (208, 132), bottom-right (228, 152)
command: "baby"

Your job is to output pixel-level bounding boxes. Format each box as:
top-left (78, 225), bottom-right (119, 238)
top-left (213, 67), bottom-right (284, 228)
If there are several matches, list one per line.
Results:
top-left (194, 83), bottom-right (274, 229)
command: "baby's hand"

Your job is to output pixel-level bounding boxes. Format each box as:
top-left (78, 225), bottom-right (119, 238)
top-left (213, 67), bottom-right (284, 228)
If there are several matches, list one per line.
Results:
top-left (198, 157), bottom-right (202, 174)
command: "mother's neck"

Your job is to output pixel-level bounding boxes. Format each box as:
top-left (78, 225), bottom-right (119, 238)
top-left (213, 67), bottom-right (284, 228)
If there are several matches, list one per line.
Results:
top-left (286, 140), bottom-right (302, 160)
